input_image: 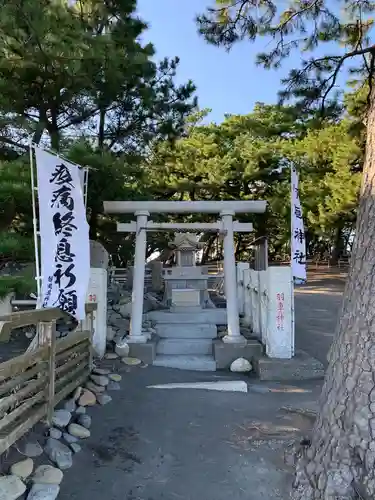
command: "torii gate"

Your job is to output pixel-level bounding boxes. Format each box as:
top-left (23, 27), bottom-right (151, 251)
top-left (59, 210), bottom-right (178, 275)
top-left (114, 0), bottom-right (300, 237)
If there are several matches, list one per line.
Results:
top-left (103, 200), bottom-right (267, 345)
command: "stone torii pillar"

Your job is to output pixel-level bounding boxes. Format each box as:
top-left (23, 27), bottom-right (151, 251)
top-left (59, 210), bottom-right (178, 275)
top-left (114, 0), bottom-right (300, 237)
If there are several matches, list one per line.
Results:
top-left (129, 210), bottom-right (149, 343)
top-left (221, 210), bottom-right (245, 344)
top-left (103, 200), bottom-right (268, 345)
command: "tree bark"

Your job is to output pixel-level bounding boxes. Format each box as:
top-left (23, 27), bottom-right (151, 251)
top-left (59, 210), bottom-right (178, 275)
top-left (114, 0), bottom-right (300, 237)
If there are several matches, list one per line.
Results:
top-left (293, 85), bottom-right (375, 499)
top-left (47, 108), bottom-right (60, 151)
top-left (89, 208), bottom-right (99, 240)
top-left (98, 106), bottom-right (106, 149)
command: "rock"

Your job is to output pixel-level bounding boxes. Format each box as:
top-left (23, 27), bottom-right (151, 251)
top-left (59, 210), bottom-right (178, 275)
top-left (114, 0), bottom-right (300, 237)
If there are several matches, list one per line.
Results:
top-left (106, 327), bottom-right (116, 341)
top-left (240, 327), bottom-right (252, 337)
top-left (116, 303), bottom-right (131, 317)
top-left (109, 374), bottom-right (122, 382)
top-left (68, 423), bottom-right (90, 439)
top-left (72, 386), bottom-right (82, 401)
top-left (44, 439), bottom-right (73, 470)
top-left (96, 394), bottom-right (112, 405)
top-left (121, 357), bottom-right (141, 366)
top-left (104, 352), bottom-right (119, 360)
top-left (230, 357), bottom-right (252, 373)
top-left (70, 443), bottom-right (81, 454)
top-left (25, 329), bottom-right (34, 339)
top-left (10, 458), bottom-right (34, 479)
top-left (75, 406), bottom-right (86, 415)
top-left (32, 466), bottom-right (63, 485)
top-left (27, 483), bottom-right (60, 500)
top-left (63, 399), bottom-right (76, 412)
top-left (78, 389), bottom-right (96, 407)
top-left (49, 428), bottom-right (62, 440)
top-left (118, 292), bottom-right (132, 305)
top-left (0, 475), bottom-right (26, 500)
top-left (77, 414), bottom-right (91, 429)
top-left (52, 410), bottom-right (71, 428)
top-left (92, 367), bottom-right (110, 376)
top-left (19, 441), bottom-right (43, 458)
top-left (115, 341), bottom-right (129, 358)
top-left (85, 381), bottom-right (105, 393)
top-left (62, 433), bottom-right (79, 444)
top-left (144, 293), bottom-right (163, 311)
top-left (107, 381), bottom-right (121, 391)
top-left (90, 374), bottom-right (109, 387)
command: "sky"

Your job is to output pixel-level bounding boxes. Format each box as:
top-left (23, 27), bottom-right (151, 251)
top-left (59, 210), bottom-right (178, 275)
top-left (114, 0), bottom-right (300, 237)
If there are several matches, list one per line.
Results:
top-left (136, 0), bottom-right (309, 124)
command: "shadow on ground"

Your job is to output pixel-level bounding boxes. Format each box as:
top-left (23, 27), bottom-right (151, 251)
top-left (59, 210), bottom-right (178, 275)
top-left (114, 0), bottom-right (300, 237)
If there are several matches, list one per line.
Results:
top-left (59, 365), bottom-right (322, 500)
top-left (295, 268), bottom-right (346, 367)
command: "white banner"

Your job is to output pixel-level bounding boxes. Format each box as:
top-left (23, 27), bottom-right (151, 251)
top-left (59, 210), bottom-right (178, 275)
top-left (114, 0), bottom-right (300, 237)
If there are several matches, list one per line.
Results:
top-left (35, 147), bottom-right (90, 320)
top-left (291, 166), bottom-right (307, 283)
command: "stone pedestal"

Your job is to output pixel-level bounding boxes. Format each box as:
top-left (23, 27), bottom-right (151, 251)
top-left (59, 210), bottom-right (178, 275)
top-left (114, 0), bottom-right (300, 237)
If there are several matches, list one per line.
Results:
top-left (213, 339), bottom-right (263, 370)
top-left (171, 288), bottom-right (200, 308)
top-left (162, 267), bottom-right (215, 309)
top-left (129, 340), bottom-right (157, 365)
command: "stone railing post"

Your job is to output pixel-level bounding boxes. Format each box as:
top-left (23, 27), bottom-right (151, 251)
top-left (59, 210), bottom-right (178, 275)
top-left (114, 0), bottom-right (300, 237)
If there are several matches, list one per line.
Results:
top-left (220, 211), bottom-right (245, 344)
top-left (128, 210), bottom-right (149, 343)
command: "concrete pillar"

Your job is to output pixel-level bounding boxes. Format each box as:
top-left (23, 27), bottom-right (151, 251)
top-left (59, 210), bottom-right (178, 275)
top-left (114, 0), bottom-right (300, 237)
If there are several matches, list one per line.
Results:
top-left (128, 210), bottom-right (149, 343)
top-left (86, 268), bottom-right (107, 358)
top-left (149, 261), bottom-right (163, 292)
top-left (0, 293), bottom-right (13, 316)
top-left (220, 211), bottom-right (245, 344)
top-left (236, 262), bottom-right (250, 315)
top-left (266, 266), bottom-right (293, 359)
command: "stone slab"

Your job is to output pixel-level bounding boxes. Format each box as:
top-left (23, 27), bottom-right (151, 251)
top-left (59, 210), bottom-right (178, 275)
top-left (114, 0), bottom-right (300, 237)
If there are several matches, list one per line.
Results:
top-left (252, 350), bottom-right (325, 381)
top-left (171, 288), bottom-right (200, 307)
top-left (146, 309), bottom-right (227, 325)
top-left (157, 338), bottom-right (213, 355)
top-left (156, 323), bottom-right (217, 339)
top-left (214, 339), bottom-right (263, 370)
top-left (129, 340), bottom-right (157, 365)
top-left (170, 306), bottom-right (204, 313)
top-left (153, 354), bottom-right (216, 371)
top-left (90, 240), bottom-right (109, 269)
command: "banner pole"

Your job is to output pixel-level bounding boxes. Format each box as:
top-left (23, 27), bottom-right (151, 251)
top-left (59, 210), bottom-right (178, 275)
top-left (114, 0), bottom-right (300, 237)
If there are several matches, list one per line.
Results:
top-left (29, 139), bottom-right (42, 308)
top-left (84, 167), bottom-right (89, 208)
top-left (290, 165), bottom-right (295, 357)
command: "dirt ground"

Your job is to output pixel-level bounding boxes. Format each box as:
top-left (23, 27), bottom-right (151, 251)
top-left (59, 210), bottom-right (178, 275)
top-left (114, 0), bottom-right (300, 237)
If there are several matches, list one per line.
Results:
top-left (0, 267), bottom-right (347, 499)
top-left (295, 268), bottom-right (346, 366)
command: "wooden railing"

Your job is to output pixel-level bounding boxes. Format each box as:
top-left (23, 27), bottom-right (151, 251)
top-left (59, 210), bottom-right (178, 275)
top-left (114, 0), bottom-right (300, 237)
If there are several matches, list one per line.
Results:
top-left (0, 303), bottom-right (96, 455)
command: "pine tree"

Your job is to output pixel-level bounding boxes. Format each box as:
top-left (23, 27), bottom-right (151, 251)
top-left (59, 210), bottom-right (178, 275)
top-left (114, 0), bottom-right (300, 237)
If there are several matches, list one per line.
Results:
top-left (197, 2), bottom-right (375, 497)
top-left (0, 158), bottom-right (35, 299)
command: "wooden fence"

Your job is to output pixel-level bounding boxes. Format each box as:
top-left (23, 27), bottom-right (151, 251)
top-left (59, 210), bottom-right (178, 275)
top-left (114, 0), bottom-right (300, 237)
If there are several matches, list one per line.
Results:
top-left (0, 303), bottom-right (97, 455)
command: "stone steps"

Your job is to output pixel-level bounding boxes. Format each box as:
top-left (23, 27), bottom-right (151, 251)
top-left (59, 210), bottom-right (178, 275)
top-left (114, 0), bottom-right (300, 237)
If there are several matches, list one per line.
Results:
top-left (156, 338), bottom-right (213, 355)
top-left (153, 355), bottom-right (216, 371)
top-left (146, 309), bottom-right (227, 325)
top-left (155, 323), bottom-right (217, 339)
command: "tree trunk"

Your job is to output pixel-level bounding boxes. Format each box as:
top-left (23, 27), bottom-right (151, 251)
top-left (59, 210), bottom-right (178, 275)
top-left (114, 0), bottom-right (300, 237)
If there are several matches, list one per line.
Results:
top-left (98, 106), bottom-right (106, 149)
top-left (48, 108), bottom-right (60, 151)
top-left (331, 223), bottom-right (344, 266)
top-left (293, 85), bottom-right (375, 499)
top-left (201, 235), bottom-right (216, 264)
top-left (89, 208), bottom-right (99, 240)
